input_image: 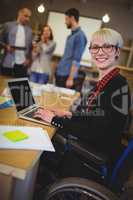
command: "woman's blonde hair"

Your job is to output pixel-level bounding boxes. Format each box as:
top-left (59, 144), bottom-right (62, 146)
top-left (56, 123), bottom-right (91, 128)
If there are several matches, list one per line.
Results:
top-left (90, 28), bottom-right (123, 48)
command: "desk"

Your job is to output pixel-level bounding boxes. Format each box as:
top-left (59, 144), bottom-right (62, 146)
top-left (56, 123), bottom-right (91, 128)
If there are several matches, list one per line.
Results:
top-left (0, 75), bottom-right (79, 200)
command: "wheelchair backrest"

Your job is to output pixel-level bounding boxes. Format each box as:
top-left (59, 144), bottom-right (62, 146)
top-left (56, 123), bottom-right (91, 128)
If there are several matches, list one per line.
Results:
top-left (109, 138), bottom-right (133, 190)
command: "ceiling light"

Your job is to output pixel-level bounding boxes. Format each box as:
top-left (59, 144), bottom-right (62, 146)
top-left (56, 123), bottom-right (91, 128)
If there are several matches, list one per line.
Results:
top-left (37, 4), bottom-right (45, 13)
top-left (102, 14), bottom-right (110, 23)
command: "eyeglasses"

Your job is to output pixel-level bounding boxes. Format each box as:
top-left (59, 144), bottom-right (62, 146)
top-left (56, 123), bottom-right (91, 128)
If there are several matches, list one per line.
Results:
top-left (89, 44), bottom-right (118, 54)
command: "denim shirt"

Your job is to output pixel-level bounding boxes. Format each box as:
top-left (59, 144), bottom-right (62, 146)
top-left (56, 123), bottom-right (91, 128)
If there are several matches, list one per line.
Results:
top-left (56, 27), bottom-right (87, 77)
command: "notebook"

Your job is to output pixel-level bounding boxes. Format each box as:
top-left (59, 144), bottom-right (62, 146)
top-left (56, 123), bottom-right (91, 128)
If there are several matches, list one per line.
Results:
top-left (7, 78), bottom-right (51, 126)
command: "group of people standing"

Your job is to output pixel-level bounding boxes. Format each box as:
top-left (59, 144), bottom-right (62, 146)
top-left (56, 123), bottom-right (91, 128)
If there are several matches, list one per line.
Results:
top-left (0, 7), bottom-right (87, 90)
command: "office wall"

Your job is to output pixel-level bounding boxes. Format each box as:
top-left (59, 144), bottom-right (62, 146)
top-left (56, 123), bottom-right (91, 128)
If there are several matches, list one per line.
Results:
top-left (45, 0), bottom-right (133, 40)
top-left (0, 0), bottom-right (133, 40)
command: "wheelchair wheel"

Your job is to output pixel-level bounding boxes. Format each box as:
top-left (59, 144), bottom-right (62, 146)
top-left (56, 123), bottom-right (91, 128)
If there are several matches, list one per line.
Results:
top-left (44, 177), bottom-right (118, 200)
top-left (120, 170), bottom-right (133, 200)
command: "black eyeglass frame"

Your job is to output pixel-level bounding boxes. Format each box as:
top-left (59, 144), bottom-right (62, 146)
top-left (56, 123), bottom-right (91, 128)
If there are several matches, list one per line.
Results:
top-left (89, 44), bottom-right (118, 54)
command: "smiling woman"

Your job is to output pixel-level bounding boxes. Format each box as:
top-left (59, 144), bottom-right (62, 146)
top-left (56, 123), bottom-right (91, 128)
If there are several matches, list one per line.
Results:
top-left (34, 28), bottom-right (131, 165)
top-left (89, 28), bottom-right (123, 76)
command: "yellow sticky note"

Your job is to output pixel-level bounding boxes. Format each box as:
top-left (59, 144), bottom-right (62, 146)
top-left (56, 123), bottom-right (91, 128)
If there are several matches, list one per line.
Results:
top-left (0, 96), bottom-right (6, 104)
top-left (3, 130), bottom-right (29, 142)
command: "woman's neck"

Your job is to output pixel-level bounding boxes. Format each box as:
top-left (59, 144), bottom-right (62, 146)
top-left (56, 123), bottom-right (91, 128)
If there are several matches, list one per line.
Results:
top-left (99, 66), bottom-right (117, 80)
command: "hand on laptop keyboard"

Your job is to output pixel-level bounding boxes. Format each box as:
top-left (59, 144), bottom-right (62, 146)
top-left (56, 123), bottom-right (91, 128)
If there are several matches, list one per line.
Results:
top-left (33, 108), bottom-right (55, 123)
top-left (50, 108), bottom-right (72, 118)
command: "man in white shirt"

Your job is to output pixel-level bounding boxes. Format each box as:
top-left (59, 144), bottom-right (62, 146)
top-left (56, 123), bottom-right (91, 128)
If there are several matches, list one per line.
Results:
top-left (0, 8), bottom-right (32, 77)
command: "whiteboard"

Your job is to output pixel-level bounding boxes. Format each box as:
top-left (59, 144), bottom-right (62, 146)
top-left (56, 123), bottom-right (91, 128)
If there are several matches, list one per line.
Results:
top-left (48, 11), bottom-right (102, 66)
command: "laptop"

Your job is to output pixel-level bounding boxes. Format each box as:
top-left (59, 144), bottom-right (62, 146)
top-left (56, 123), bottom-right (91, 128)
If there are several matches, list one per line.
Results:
top-left (7, 78), bottom-right (51, 126)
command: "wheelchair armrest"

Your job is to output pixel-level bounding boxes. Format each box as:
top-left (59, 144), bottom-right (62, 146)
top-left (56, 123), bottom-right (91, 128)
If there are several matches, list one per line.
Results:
top-left (54, 134), bottom-right (108, 167)
top-left (68, 139), bottom-right (108, 166)
top-left (54, 133), bottom-right (67, 145)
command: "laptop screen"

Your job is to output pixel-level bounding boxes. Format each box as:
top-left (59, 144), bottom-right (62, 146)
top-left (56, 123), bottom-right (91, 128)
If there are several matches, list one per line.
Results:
top-left (8, 79), bottom-right (35, 112)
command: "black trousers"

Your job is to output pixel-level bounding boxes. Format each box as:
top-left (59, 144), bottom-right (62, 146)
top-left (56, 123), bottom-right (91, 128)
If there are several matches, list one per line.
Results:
top-left (55, 70), bottom-right (85, 92)
top-left (55, 74), bottom-right (68, 88)
top-left (13, 64), bottom-right (28, 78)
top-left (1, 66), bottom-right (14, 76)
top-left (1, 64), bottom-right (28, 78)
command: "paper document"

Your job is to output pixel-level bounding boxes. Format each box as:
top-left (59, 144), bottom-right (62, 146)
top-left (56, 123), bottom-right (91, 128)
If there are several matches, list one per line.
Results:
top-left (0, 96), bottom-right (13, 109)
top-left (0, 125), bottom-right (55, 152)
top-left (2, 87), bottom-right (10, 97)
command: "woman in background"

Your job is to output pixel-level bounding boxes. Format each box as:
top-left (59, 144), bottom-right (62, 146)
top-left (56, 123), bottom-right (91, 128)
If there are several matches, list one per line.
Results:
top-left (30, 25), bottom-right (56, 84)
top-left (34, 28), bottom-right (131, 164)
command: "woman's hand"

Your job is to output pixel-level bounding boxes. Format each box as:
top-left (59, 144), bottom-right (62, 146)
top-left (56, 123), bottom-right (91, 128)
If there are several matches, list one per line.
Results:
top-left (32, 42), bottom-right (41, 54)
top-left (50, 108), bottom-right (72, 118)
top-left (34, 109), bottom-right (55, 123)
top-left (23, 58), bottom-right (30, 66)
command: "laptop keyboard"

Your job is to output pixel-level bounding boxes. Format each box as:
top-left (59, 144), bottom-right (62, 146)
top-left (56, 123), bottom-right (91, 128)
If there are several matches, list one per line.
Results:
top-left (24, 108), bottom-right (39, 118)
top-left (22, 108), bottom-right (50, 125)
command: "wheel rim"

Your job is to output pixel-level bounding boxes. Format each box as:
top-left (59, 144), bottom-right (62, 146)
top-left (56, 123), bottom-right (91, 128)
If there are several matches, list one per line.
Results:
top-left (46, 186), bottom-right (112, 200)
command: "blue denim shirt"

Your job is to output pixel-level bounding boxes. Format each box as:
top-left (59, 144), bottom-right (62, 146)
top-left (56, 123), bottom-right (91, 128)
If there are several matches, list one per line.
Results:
top-left (56, 27), bottom-right (87, 77)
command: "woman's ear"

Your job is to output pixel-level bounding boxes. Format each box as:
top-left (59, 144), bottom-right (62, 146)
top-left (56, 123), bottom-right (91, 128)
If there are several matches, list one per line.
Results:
top-left (115, 48), bottom-right (120, 60)
top-left (115, 55), bottom-right (119, 60)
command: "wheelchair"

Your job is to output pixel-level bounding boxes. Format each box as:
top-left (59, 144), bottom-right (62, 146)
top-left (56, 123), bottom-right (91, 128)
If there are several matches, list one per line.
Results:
top-left (41, 133), bottom-right (133, 200)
